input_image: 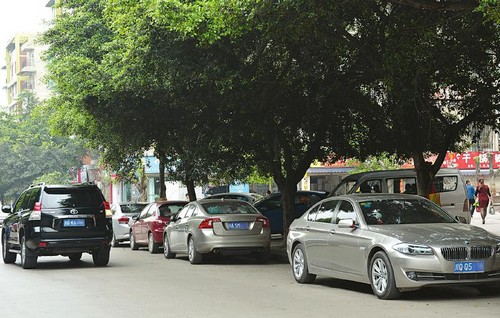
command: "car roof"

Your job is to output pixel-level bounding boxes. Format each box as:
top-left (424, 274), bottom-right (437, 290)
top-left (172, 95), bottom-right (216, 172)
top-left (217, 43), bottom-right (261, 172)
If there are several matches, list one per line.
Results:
top-left (333, 193), bottom-right (425, 201)
top-left (340, 168), bottom-right (462, 181)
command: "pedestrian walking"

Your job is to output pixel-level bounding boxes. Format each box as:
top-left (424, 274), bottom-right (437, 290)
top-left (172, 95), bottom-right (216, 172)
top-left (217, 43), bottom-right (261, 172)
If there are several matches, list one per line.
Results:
top-left (475, 178), bottom-right (492, 224)
top-left (465, 180), bottom-right (475, 217)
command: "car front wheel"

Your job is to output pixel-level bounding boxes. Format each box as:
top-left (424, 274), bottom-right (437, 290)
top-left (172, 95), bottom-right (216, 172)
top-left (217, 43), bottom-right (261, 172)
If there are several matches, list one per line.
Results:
top-left (369, 251), bottom-right (401, 299)
top-left (2, 231), bottom-right (16, 264)
top-left (292, 244), bottom-right (316, 283)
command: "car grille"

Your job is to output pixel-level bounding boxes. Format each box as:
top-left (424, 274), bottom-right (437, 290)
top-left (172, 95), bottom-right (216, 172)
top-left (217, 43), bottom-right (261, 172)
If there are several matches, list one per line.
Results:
top-left (440, 246), bottom-right (493, 261)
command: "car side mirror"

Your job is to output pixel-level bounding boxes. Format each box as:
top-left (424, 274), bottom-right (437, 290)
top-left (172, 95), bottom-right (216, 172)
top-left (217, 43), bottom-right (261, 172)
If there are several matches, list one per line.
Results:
top-left (2, 205), bottom-right (12, 213)
top-left (338, 219), bottom-right (357, 229)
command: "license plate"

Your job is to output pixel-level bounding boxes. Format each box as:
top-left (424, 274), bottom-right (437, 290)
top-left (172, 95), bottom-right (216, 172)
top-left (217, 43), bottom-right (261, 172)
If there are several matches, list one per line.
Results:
top-left (453, 261), bottom-right (485, 273)
top-left (63, 219), bottom-right (85, 227)
top-left (226, 222), bottom-right (249, 230)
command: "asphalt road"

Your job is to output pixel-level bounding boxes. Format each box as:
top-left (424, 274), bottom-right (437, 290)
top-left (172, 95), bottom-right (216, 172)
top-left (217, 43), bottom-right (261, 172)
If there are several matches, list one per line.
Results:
top-left (1, 242), bottom-right (500, 318)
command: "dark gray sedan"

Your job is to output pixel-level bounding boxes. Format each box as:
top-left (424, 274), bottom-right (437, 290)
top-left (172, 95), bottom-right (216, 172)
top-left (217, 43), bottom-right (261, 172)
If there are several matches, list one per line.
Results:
top-left (287, 194), bottom-right (500, 299)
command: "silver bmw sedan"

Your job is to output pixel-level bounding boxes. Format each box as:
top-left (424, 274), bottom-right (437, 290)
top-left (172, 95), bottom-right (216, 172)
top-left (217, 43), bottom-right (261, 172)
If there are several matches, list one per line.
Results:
top-left (287, 193), bottom-right (500, 299)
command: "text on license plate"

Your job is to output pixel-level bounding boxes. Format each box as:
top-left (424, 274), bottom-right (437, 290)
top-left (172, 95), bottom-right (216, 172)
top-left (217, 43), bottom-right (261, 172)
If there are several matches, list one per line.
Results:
top-left (453, 261), bottom-right (485, 273)
top-left (63, 219), bottom-right (85, 227)
top-left (226, 222), bottom-right (249, 230)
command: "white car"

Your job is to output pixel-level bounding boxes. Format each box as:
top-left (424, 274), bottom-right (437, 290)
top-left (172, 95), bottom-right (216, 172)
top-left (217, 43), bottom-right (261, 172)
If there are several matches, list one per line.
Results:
top-left (111, 202), bottom-right (148, 247)
top-left (0, 210), bottom-right (9, 227)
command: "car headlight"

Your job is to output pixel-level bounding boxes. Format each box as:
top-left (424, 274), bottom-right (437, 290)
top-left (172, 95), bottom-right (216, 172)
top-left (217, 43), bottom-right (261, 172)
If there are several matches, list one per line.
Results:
top-left (393, 243), bottom-right (434, 255)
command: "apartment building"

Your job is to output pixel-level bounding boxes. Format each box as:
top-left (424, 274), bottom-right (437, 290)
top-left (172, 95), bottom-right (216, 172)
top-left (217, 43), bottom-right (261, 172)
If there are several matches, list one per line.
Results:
top-left (1, 33), bottom-right (49, 113)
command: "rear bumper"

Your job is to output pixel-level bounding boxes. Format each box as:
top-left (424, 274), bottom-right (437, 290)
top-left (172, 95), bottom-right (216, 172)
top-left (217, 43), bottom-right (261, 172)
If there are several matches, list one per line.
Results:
top-left (28, 237), bottom-right (112, 255)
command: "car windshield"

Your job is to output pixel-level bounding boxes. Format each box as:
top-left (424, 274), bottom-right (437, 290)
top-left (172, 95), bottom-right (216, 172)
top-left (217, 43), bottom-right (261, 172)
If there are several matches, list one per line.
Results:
top-left (121, 204), bottom-right (147, 214)
top-left (202, 201), bottom-right (259, 215)
top-left (43, 188), bottom-right (103, 208)
top-left (331, 180), bottom-right (358, 196)
top-left (359, 198), bottom-right (457, 225)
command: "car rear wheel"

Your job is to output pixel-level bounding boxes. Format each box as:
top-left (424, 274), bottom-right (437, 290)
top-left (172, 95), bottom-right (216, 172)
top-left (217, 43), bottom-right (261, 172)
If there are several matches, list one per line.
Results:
top-left (188, 236), bottom-right (203, 264)
top-left (68, 253), bottom-right (82, 261)
top-left (111, 235), bottom-right (119, 248)
top-left (369, 251), bottom-right (401, 299)
top-left (130, 231), bottom-right (139, 250)
top-left (148, 233), bottom-right (160, 254)
top-left (292, 244), bottom-right (316, 283)
top-left (20, 236), bottom-right (37, 269)
top-left (163, 234), bottom-right (176, 259)
top-left (92, 246), bottom-right (110, 267)
top-left (2, 231), bottom-right (16, 264)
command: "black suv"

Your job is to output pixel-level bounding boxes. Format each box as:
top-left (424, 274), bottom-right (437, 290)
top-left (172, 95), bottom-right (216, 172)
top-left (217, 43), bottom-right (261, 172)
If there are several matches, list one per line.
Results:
top-left (1, 183), bottom-right (113, 269)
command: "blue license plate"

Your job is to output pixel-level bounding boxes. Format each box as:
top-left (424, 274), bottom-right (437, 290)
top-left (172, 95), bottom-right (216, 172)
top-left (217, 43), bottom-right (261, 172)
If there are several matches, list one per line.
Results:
top-left (63, 219), bottom-right (85, 227)
top-left (227, 222), bottom-right (249, 230)
top-left (453, 261), bottom-right (485, 273)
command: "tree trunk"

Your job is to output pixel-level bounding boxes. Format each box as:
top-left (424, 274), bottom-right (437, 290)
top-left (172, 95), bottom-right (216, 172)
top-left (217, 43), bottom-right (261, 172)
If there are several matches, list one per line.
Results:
top-left (185, 177), bottom-right (196, 201)
top-left (158, 155), bottom-right (167, 200)
top-left (281, 181), bottom-right (298, 239)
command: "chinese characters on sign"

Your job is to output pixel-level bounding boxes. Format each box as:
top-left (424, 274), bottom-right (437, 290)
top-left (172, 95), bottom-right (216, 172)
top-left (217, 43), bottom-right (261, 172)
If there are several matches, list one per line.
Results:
top-left (441, 152), bottom-right (500, 170)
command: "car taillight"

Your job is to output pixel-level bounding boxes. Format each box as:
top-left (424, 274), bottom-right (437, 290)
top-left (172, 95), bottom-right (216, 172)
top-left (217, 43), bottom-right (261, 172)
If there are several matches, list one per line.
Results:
top-left (118, 216), bottom-right (129, 224)
top-left (154, 220), bottom-right (165, 226)
top-left (256, 216), bottom-right (269, 228)
top-left (29, 202), bottom-right (42, 221)
top-left (103, 201), bottom-right (112, 218)
top-left (198, 217), bottom-right (221, 229)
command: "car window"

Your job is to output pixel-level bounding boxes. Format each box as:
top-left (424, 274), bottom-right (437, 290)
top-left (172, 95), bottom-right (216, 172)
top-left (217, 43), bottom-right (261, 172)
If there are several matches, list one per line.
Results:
top-left (13, 191), bottom-right (28, 212)
top-left (201, 201), bottom-right (258, 215)
top-left (42, 188), bottom-right (103, 208)
top-left (255, 195), bottom-right (281, 210)
top-left (386, 178), bottom-right (417, 194)
top-left (146, 204), bottom-right (156, 218)
top-left (433, 176), bottom-right (458, 193)
top-left (121, 204), bottom-right (146, 214)
top-left (306, 204), bottom-right (320, 222)
top-left (358, 180), bottom-right (382, 193)
top-left (335, 200), bottom-right (356, 224)
top-left (24, 188), bottom-right (41, 210)
top-left (315, 200), bottom-right (338, 223)
top-left (159, 203), bottom-right (186, 216)
top-left (184, 205), bottom-right (197, 218)
top-left (332, 180), bottom-right (357, 196)
top-left (139, 204), bottom-right (151, 219)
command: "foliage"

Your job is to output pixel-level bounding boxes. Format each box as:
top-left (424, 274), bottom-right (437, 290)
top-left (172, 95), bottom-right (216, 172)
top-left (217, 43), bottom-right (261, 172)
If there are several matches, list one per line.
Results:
top-left (33, 172), bottom-right (72, 185)
top-left (0, 93), bottom-right (86, 202)
top-left (347, 153), bottom-right (404, 174)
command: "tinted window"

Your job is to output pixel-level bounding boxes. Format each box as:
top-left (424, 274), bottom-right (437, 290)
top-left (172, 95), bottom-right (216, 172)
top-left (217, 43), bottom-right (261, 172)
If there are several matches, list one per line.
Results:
top-left (358, 180), bottom-right (382, 193)
top-left (202, 202), bottom-right (258, 215)
top-left (359, 199), bottom-right (456, 225)
top-left (42, 188), bottom-right (103, 208)
top-left (386, 178), bottom-right (416, 194)
top-left (14, 192), bottom-right (28, 212)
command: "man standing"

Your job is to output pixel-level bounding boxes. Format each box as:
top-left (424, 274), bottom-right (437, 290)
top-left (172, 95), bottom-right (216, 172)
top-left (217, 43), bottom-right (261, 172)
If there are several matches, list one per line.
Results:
top-left (465, 180), bottom-right (475, 217)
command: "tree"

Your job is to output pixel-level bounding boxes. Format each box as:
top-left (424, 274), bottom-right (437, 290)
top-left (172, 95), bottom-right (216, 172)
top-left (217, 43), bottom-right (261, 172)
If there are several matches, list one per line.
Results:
top-left (0, 93), bottom-right (86, 202)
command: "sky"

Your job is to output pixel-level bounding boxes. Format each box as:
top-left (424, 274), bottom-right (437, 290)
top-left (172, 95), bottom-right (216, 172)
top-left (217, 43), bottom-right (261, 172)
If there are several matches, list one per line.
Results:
top-left (0, 0), bottom-right (52, 105)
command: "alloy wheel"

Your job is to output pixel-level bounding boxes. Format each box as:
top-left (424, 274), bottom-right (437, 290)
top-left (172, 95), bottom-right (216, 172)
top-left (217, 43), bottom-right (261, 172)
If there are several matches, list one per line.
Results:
top-left (293, 248), bottom-right (305, 279)
top-left (371, 258), bottom-right (388, 294)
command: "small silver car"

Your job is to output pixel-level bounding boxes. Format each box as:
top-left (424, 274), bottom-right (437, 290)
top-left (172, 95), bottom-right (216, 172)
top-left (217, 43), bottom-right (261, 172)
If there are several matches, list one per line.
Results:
top-left (163, 199), bottom-right (271, 264)
top-left (287, 193), bottom-right (500, 299)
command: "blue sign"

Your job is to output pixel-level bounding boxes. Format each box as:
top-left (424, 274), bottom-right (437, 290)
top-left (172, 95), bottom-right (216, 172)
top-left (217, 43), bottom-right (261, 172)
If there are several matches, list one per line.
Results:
top-left (229, 183), bottom-right (249, 193)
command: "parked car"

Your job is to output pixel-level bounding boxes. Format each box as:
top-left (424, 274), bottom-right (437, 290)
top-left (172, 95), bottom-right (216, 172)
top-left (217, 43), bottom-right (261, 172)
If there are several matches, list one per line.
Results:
top-left (254, 190), bottom-right (328, 235)
top-left (329, 168), bottom-right (470, 223)
top-left (287, 193), bottom-right (500, 299)
top-left (111, 202), bottom-right (148, 247)
top-left (0, 210), bottom-right (9, 227)
top-left (163, 199), bottom-right (271, 264)
top-left (129, 200), bottom-right (188, 253)
top-left (204, 192), bottom-right (263, 204)
top-left (1, 183), bottom-right (113, 269)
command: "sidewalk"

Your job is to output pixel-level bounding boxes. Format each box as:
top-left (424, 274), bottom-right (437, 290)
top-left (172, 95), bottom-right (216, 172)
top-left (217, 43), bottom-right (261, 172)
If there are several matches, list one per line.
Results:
top-left (470, 207), bottom-right (500, 236)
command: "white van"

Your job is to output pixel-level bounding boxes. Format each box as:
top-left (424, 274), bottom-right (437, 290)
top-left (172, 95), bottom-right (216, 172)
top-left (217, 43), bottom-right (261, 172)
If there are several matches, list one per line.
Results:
top-left (330, 168), bottom-right (470, 223)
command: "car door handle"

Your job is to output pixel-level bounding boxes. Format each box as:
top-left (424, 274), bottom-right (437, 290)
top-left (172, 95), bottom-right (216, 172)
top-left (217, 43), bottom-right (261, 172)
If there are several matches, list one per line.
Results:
top-left (304, 226), bottom-right (310, 232)
top-left (329, 229), bottom-right (336, 235)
